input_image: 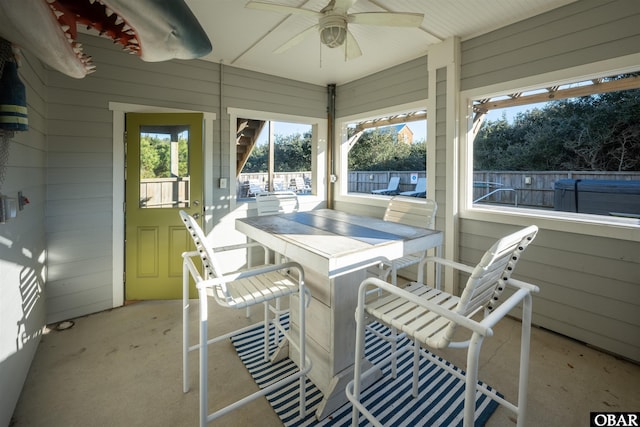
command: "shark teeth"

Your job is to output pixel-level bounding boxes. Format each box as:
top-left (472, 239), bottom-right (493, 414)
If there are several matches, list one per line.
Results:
top-left (46, 0), bottom-right (143, 73)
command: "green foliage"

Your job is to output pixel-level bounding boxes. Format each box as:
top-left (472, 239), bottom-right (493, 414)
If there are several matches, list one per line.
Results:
top-left (348, 129), bottom-right (426, 171)
top-left (243, 131), bottom-right (312, 172)
top-left (139, 133), bottom-right (189, 178)
top-left (475, 87), bottom-right (640, 171)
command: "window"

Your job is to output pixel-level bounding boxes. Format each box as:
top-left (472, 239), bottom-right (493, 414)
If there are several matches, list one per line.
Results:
top-left (227, 108), bottom-right (327, 205)
top-left (238, 120), bottom-right (312, 197)
top-left (139, 126), bottom-right (191, 208)
top-left (467, 72), bottom-right (640, 222)
top-left (338, 106), bottom-right (428, 198)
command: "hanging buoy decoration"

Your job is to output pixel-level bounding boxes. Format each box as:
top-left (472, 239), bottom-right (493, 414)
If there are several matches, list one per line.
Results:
top-left (0, 60), bottom-right (28, 132)
top-left (0, 37), bottom-right (28, 132)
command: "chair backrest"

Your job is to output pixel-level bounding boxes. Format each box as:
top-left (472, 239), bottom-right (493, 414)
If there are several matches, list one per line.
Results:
top-left (436, 225), bottom-right (538, 347)
top-left (272, 178), bottom-right (286, 191)
top-left (255, 191), bottom-right (299, 216)
top-left (386, 176), bottom-right (400, 191)
top-left (179, 209), bottom-right (225, 281)
top-left (248, 179), bottom-right (264, 195)
top-left (291, 177), bottom-right (309, 191)
top-left (384, 196), bottom-right (437, 229)
top-left (413, 177), bottom-right (427, 193)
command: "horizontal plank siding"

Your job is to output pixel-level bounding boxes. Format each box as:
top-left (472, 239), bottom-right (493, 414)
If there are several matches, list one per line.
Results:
top-left (461, 0), bottom-right (640, 90)
top-left (336, 56), bottom-right (428, 117)
top-left (458, 220), bottom-right (640, 362)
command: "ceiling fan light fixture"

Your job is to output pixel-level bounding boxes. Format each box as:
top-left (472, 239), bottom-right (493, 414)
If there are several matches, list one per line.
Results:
top-left (320, 26), bottom-right (347, 48)
top-left (319, 15), bottom-right (347, 48)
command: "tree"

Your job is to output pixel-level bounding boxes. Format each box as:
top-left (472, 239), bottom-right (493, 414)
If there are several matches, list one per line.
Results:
top-left (348, 129), bottom-right (426, 171)
top-left (243, 131), bottom-right (312, 172)
top-left (474, 87), bottom-right (640, 171)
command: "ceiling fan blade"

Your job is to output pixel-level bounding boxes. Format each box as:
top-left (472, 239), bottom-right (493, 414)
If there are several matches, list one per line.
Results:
top-left (345, 30), bottom-right (362, 61)
top-left (246, 1), bottom-right (321, 18)
top-left (274, 24), bottom-right (318, 54)
top-left (348, 12), bottom-right (424, 27)
top-left (328, 0), bottom-right (356, 13)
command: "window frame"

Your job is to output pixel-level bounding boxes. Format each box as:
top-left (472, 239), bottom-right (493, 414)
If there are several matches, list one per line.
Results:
top-left (227, 107), bottom-right (327, 208)
top-left (334, 100), bottom-right (428, 207)
top-left (459, 54), bottom-right (640, 240)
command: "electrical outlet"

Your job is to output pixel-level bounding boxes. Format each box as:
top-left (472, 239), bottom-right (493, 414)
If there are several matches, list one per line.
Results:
top-left (219, 178), bottom-right (227, 188)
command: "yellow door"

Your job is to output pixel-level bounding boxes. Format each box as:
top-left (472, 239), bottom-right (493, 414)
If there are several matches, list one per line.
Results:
top-left (125, 113), bottom-right (203, 300)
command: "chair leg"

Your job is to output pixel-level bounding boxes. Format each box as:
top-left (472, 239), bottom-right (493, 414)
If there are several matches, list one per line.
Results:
top-left (464, 332), bottom-right (484, 427)
top-left (263, 302), bottom-right (270, 362)
top-left (412, 338), bottom-right (420, 398)
top-left (183, 260), bottom-right (190, 393)
top-left (351, 301), bottom-right (367, 426)
top-left (517, 293), bottom-right (534, 427)
top-left (297, 288), bottom-right (307, 418)
top-left (199, 288), bottom-right (209, 427)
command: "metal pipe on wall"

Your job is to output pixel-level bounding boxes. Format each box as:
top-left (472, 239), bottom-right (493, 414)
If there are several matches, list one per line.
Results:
top-left (327, 84), bottom-right (336, 209)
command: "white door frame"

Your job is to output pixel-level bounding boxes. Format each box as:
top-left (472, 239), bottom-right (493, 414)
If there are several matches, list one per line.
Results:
top-left (109, 102), bottom-right (216, 307)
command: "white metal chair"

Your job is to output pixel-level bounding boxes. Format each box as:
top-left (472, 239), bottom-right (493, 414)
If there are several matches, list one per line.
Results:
top-left (374, 196), bottom-right (437, 287)
top-left (347, 225), bottom-right (539, 427)
top-left (245, 191), bottom-right (299, 316)
top-left (255, 191), bottom-right (299, 217)
top-left (179, 210), bottom-right (311, 426)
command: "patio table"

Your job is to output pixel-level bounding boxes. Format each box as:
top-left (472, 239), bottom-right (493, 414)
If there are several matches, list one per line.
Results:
top-left (236, 209), bottom-right (443, 419)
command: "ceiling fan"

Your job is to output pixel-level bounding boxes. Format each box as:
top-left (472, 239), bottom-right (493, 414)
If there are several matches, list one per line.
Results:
top-left (246, 0), bottom-right (424, 60)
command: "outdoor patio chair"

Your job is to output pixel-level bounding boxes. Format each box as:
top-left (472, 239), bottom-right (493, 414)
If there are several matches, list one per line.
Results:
top-left (347, 225), bottom-right (539, 427)
top-left (179, 210), bottom-right (311, 426)
top-left (247, 179), bottom-right (265, 197)
top-left (399, 177), bottom-right (427, 197)
top-left (271, 177), bottom-right (286, 191)
top-left (372, 196), bottom-right (437, 287)
top-left (371, 176), bottom-right (400, 195)
top-left (289, 176), bottom-right (311, 194)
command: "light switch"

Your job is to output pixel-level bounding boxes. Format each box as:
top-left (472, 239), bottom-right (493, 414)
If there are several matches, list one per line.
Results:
top-left (220, 178), bottom-right (227, 188)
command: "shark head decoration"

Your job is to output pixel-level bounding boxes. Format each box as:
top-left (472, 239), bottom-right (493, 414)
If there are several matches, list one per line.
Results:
top-left (0, 0), bottom-right (212, 79)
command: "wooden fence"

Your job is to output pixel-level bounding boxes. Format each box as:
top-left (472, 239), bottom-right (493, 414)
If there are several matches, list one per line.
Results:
top-left (239, 171), bottom-right (640, 208)
top-left (472, 171), bottom-right (640, 207)
top-left (351, 171), bottom-right (640, 208)
top-left (140, 177), bottom-right (189, 208)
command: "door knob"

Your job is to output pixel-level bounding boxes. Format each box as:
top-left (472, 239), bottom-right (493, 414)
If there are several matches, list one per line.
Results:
top-left (192, 213), bottom-right (200, 219)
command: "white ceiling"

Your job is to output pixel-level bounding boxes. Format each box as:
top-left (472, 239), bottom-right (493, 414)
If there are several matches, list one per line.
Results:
top-left (186, 0), bottom-right (577, 86)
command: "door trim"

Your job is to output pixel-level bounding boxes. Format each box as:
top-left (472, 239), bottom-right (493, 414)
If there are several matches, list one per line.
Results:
top-left (109, 102), bottom-right (216, 307)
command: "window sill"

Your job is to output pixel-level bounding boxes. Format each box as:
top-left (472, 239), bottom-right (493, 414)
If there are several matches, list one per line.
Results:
top-left (462, 204), bottom-right (640, 241)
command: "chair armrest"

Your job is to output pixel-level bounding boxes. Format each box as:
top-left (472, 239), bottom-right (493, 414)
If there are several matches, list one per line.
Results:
top-left (421, 256), bottom-right (476, 275)
top-left (506, 278), bottom-right (540, 293)
top-left (480, 287), bottom-right (531, 329)
top-left (359, 277), bottom-right (493, 337)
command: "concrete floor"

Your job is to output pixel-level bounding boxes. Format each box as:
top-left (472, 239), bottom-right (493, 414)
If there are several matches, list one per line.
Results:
top-left (11, 299), bottom-right (640, 427)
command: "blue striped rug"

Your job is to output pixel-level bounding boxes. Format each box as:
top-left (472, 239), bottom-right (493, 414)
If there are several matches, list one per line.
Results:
top-left (231, 316), bottom-right (501, 426)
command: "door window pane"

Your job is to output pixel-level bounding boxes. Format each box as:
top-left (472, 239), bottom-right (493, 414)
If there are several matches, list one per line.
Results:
top-left (139, 125), bottom-right (191, 208)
